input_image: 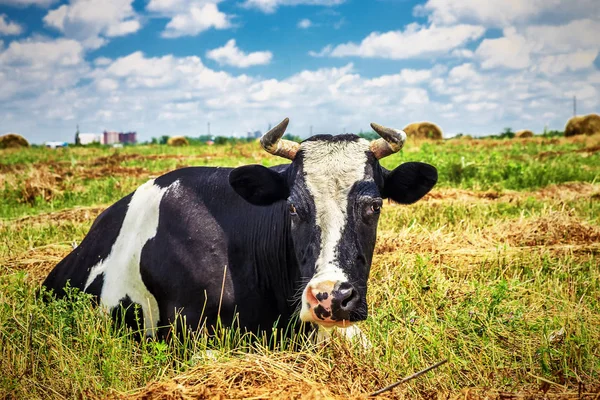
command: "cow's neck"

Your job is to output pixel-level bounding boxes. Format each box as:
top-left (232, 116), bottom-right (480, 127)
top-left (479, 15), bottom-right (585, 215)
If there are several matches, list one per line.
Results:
top-left (247, 202), bottom-right (301, 322)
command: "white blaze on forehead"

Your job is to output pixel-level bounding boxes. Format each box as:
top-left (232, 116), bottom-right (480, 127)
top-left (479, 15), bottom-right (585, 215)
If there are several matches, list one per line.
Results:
top-left (301, 138), bottom-right (371, 277)
top-left (85, 179), bottom-right (179, 337)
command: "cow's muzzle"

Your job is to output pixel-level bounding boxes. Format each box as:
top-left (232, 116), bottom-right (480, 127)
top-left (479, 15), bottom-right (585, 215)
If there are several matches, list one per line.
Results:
top-left (301, 280), bottom-right (365, 327)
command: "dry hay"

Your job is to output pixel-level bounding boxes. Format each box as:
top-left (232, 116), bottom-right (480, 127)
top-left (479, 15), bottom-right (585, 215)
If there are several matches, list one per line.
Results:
top-left (423, 182), bottom-right (600, 204)
top-left (445, 386), bottom-right (600, 400)
top-left (564, 114), bottom-right (600, 137)
top-left (119, 350), bottom-right (599, 400)
top-left (0, 133), bottom-right (29, 149)
top-left (515, 130), bottom-right (534, 138)
top-left (0, 244), bottom-right (72, 282)
top-left (403, 122), bottom-right (443, 140)
top-left (537, 144), bottom-right (600, 159)
top-left (3, 206), bottom-right (105, 228)
top-left (122, 347), bottom-right (395, 400)
top-left (503, 212), bottom-right (600, 247)
top-left (374, 206), bottom-right (600, 260)
top-left (19, 165), bottom-right (65, 204)
top-left (167, 136), bottom-right (190, 147)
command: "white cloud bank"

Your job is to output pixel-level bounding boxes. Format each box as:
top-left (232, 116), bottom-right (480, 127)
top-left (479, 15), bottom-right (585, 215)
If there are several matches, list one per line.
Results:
top-left (242, 0), bottom-right (344, 14)
top-left (0, 0), bottom-right (56, 7)
top-left (43, 0), bottom-right (141, 49)
top-left (0, 14), bottom-right (24, 35)
top-left (207, 39), bottom-right (273, 68)
top-left (415, 0), bottom-right (600, 27)
top-left (147, 0), bottom-right (232, 38)
top-left (2, 35), bottom-right (597, 143)
top-left (312, 23), bottom-right (485, 59)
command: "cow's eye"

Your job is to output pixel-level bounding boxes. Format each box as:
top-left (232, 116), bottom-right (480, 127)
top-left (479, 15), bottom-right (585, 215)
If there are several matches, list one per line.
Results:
top-left (371, 202), bottom-right (382, 214)
top-left (289, 203), bottom-right (297, 215)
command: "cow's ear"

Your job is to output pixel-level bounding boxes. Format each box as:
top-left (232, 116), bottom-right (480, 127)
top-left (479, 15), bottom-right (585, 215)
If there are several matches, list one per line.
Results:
top-left (382, 162), bottom-right (437, 204)
top-left (229, 165), bottom-right (290, 206)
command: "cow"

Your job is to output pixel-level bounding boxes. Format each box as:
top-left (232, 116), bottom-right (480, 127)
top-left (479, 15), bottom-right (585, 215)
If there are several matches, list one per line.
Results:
top-left (42, 118), bottom-right (437, 341)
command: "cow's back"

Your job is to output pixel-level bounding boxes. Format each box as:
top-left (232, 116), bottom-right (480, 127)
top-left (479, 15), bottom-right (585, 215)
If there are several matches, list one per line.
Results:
top-left (43, 166), bottom-right (296, 337)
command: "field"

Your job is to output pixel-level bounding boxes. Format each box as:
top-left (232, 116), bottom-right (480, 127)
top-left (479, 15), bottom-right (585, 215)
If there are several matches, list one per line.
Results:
top-left (1, 135), bottom-right (600, 399)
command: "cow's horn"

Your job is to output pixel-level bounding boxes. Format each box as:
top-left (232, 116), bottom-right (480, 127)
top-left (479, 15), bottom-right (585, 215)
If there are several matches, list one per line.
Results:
top-left (369, 122), bottom-right (407, 159)
top-left (260, 117), bottom-right (300, 160)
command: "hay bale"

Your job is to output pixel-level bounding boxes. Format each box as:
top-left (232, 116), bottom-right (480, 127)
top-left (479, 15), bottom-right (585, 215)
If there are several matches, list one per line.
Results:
top-left (515, 129), bottom-right (534, 138)
top-left (0, 133), bottom-right (30, 149)
top-left (565, 113), bottom-right (600, 137)
top-left (403, 122), bottom-right (443, 140)
top-left (167, 136), bottom-right (189, 146)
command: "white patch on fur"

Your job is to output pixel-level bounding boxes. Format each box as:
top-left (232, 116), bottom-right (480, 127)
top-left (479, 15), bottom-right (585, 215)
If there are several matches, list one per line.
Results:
top-left (299, 138), bottom-right (370, 321)
top-left (85, 179), bottom-right (179, 337)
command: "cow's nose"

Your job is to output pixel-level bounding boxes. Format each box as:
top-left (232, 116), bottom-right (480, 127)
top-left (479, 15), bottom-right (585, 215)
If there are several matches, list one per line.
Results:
top-left (306, 280), bottom-right (360, 322)
top-left (334, 282), bottom-right (359, 312)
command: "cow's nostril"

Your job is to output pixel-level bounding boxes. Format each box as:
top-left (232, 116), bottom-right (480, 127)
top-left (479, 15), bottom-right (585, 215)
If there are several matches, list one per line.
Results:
top-left (336, 283), bottom-right (358, 310)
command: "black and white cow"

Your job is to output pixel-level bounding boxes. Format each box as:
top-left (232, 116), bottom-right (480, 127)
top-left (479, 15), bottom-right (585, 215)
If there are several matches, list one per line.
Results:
top-left (43, 119), bottom-right (437, 339)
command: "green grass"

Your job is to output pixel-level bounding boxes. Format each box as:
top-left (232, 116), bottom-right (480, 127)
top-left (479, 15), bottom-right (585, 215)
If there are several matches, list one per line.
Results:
top-left (1, 136), bottom-right (600, 398)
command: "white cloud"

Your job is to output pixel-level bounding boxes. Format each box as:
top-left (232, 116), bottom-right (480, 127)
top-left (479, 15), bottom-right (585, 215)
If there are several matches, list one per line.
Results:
top-left (0, 0), bottom-right (56, 7)
top-left (476, 27), bottom-right (532, 70)
top-left (448, 63), bottom-right (479, 83)
top-left (0, 37), bottom-right (87, 102)
top-left (159, 2), bottom-right (231, 38)
top-left (96, 78), bottom-right (119, 92)
top-left (538, 51), bottom-right (598, 75)
top-left (0, 14), bottom-right (24, 35)
top-left (366, 68), bottom-right (434, 87)
top-left (415, 0), bottom-right (600, 27)
top-left (94, 56), bottom-right (112, 66)
top-left (474, 20), bottom-right (600, 74)
top-left (242, 0), bottom-right (344, 14)
top-left (0, 36), bottom-right (84, 67)
top-left (308, 44), bottom-right (332, 57)
top-left (465, 102), bottom-right (498, 111)
top-left (297, 18), bottom-right (312, 29)
top-left (450, 48), bottom-right (474, 59)
top-left (44, 0), bottom-right (141, 49)
top-left (401, 88), bottom-right (429, 105)
top-left (524, 19), bottom-right (600, 54)
top-left (315, 23), bottom-right (485, 59)
top-left (207, 39), bottom-right (272, 68)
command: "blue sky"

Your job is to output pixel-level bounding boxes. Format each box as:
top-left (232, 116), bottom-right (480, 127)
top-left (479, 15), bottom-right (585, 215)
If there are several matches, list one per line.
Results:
top-left (0, 0), bottom-right (599, 143)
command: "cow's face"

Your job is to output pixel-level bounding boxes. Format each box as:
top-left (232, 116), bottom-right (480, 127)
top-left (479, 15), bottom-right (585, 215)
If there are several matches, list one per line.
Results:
top-left (230, 120), bottom-right (437, 328)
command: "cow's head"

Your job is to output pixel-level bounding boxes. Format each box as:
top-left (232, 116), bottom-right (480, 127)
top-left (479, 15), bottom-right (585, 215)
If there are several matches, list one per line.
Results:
top-left (229, 118), bottom-right (437, 328)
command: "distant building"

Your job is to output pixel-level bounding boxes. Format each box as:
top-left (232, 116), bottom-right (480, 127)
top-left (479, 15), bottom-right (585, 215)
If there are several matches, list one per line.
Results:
top-left (79, 133), bottom-right (102, 145)
top-left (119, 131), bottom-right (137, 144)
top-left (103, 131), bottom-right (137, 145)
top-left (103, 131), bottom-right (120, 145)
top-left (45, 141), bottom-right (68, 149)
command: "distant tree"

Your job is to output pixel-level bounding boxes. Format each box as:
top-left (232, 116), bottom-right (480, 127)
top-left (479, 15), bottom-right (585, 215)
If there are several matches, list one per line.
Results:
top-left (499, 127), bottom-right (515, 139)
top-left (75, 124), bottom-right (81, 145)
top-left (283, 134), bottom-right (302, 143)
top-left (159, 135), bottom-right (169, 145)
top-left (197, 135), bottom-right (213, 142)
top-left (358, 132), bottom-right (379, 140)
top-left (214, 136), bottom-right (228, 145)
top-left (540, 130), bottom-right (564, 138)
